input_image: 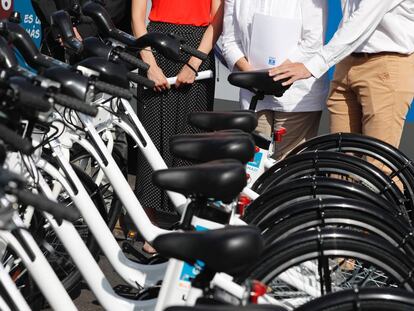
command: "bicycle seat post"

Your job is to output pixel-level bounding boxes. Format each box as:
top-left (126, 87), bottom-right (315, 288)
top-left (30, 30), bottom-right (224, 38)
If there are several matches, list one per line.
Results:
top-left (180, 197), bottom-right (206, 231)
top-left (248, 91), bottom-right (265, 111)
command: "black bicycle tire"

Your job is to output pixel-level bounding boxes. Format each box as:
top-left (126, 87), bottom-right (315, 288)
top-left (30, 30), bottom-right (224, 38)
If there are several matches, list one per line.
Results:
top-left (252, 152), bottom-right (405, 211)
top-left (287, 133), bottom-right (414, 211)
top-left (238, 229), bottom-right (414, 306)
top-left (295, 288), bottom-right (414, 311)
top-left (243, 177), bottom-right (406, 225)
top-left (259, 200), bottom-right (414, 258)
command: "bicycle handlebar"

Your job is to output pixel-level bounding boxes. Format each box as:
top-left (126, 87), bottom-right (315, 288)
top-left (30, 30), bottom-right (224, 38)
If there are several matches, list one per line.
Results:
top-left (51, 10), bottom-right (83, 54)
top-left (51, 93), bottom-right (98, 116)
top-left (0, 124), bottom-right (33, 155)
top-left (117, 50), bottom-right (149, 71)
top-left (93, 80), bottom-right (132, 99)
top-left (127, 72), bottom-right (155, 89)
top-left (180, 44), bottom-right (208, 61)
top-left (12, 189), bottom-right (81, 222)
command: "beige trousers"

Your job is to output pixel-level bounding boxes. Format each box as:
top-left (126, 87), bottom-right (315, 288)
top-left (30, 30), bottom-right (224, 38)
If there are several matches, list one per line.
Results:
top-left (328, 53), bottom-right (414, 148)
top-left (256, 110), bottom-right (322, 160)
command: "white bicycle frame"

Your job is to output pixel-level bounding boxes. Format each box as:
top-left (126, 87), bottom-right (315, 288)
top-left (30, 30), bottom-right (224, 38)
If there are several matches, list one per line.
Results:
top-left (46, 87), bottom-right (318, 298)
top-left (5, 148), bottom-right (283, 311)
top-left (0, 215), bottom-right (77, 311)
top-left (1, 70), bottom-right (318, 310)
top-left (0, 258), bottom-right (31, 311)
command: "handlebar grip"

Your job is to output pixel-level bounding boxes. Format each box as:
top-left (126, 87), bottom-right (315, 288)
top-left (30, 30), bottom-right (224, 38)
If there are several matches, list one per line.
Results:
top-left (52, 93), bottom-right (98, 117)
top-left (180, 44), bottom-right (208, 61)
top-left (0, 124), bottom-right (32, 155)
top-left (15, 189), bottom-right (81, 222)
top-left (127, 72), bottom-right (155, 89)
top-left (93, 80), bottom-right (132, 99)
top-left (118, 51), bottom-right (149, 71)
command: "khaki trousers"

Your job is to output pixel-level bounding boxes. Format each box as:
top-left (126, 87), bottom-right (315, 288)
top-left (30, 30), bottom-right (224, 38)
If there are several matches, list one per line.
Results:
top-left (256, 110), bottom-right (322, 160)
top-left (328, 53), bottom-right (414, 148)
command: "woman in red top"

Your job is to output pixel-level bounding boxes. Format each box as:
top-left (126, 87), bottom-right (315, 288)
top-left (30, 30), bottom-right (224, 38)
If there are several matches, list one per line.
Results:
top-left (131, 0), bottom-right (224, 214)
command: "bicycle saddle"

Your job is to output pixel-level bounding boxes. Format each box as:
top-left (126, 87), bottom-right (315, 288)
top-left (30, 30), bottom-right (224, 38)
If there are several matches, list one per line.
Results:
top-left (76, 57), bottom-right (130, 89)
top-left (43, 67), bottom-right (89, 100)
top-left (170, 131), bottom-right (255, 164)
top-left (228, 70), bottom-right (291, 97)
top-left (166, 306), bottom-right (287, 311)
top-left (153, 226), bottom-right (263, 274)
top-left (188, 111), bottom-right (258, 133)
top-left (152, 160), bottom-right (246, 203)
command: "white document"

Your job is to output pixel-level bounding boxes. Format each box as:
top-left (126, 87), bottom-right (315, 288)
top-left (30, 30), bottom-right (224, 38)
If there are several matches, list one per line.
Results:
top-left (249, 13), bottom-right (302, 69)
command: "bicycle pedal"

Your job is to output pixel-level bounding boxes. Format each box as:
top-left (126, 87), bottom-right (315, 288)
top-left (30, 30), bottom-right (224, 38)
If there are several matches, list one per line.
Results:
top-left (121, 241), bottom-right (149, 263)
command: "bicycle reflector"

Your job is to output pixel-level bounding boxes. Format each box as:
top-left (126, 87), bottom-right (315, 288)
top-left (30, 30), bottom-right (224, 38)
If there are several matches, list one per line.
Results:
top-left (237, 195), bottom-right (251, 217)
top-left (275, 127), bottom-right (287, 143)
top-left (250, 280), bottom-right (268, 303)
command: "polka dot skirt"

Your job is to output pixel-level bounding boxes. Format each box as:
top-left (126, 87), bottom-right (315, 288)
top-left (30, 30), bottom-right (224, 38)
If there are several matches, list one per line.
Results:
top-left (135, 22), bottom-right (215, 214)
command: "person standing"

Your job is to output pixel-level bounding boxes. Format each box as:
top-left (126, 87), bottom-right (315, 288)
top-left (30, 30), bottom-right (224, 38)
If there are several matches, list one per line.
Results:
top-left (222, 0), bottom-right (329, 159)
top-left (271, 0), bottom-right (414, 149)
top-left (131, 0), bottom-right (223, 214)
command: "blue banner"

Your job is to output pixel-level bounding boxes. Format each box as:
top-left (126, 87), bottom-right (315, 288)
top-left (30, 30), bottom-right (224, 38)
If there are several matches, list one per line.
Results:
top-left (1, 0), bottom-right (41, 68)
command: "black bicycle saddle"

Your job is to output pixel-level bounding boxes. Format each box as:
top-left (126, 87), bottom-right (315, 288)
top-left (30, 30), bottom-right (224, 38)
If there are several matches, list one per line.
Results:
top-left (76, 57), bottom-right (130, 89)
top-left (188, 111), bottom-right (258, 133)
top-left (228, 70), bottom-right (291, 97)
top-left (153, 226), bottom-right (263, 275)
top-left (152, 160), bottom-right (246, 203)
top-left (170, 131), bottom-right (255, 164)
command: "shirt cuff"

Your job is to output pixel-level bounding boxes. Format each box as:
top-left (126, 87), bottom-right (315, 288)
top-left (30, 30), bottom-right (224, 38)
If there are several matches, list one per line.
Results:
top-left (304, 54), bottom-right (331, 79)
top-left (225, 49), bottom-right (246, 72)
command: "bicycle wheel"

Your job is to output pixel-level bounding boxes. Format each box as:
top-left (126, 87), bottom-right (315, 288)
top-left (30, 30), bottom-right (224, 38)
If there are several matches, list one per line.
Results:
top-left (295, 288), bottom-right (414, 311)
top-left (243, 177), bottom-right (406, 226)
top-left (70, 133), bottom-right (128, 231)
top-left (258, 198), bottom-right (414, 258)
top-left (239, 228), bottom-right (414, 309)
top-left (288, 133), bottom-right (414, 217)
top-left (252, 152), bottom-right (405, 213)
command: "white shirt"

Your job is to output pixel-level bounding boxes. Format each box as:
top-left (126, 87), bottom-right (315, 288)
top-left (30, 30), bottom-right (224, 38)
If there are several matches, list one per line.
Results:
top-left (222, 0), bottom-right (329, 112)
top-left (306, 0), bottom-right (414, 79)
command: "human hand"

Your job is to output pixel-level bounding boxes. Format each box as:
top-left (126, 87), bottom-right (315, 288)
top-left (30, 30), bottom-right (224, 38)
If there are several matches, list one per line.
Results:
top-left (147, 64), bottom-right (170, 92)
top-left (73, 27), bottom-right (82, 41)
top-left (269, 62), bottom-right (312, 86)
top-left (175, 64), bottom-right (197, 88)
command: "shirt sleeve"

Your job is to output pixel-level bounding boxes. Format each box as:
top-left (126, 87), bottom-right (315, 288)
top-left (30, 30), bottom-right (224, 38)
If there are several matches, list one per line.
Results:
top-left (221, 0), bottom-right (246, 71)
top-left (305, 0), bottom-right (405, 78)
top-left (288, 0), bottom-right (327, 64)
